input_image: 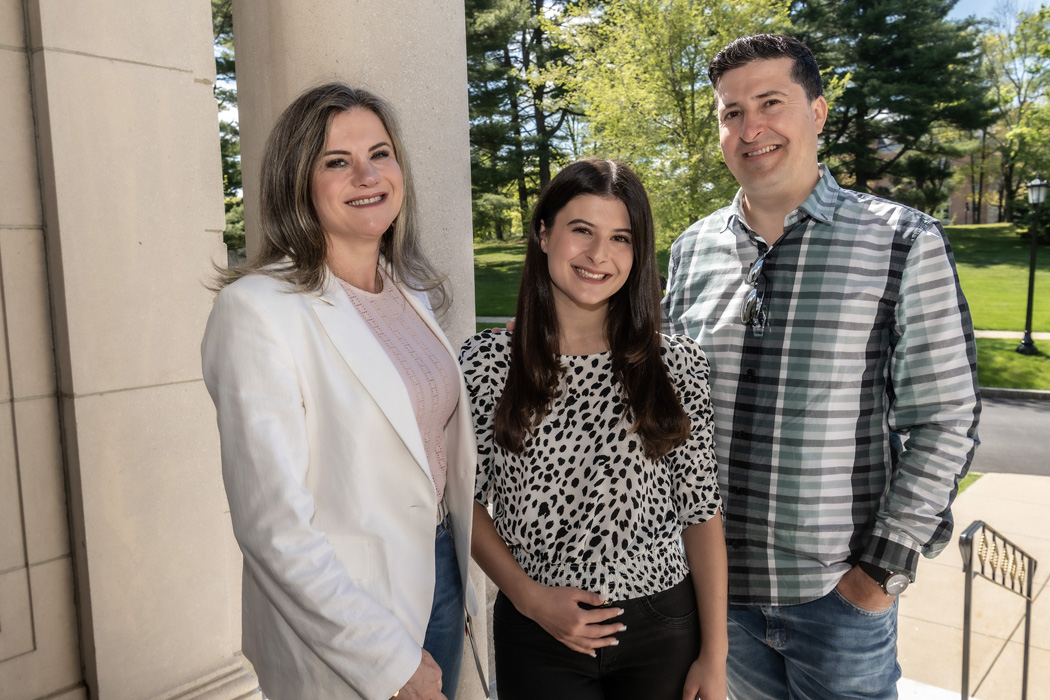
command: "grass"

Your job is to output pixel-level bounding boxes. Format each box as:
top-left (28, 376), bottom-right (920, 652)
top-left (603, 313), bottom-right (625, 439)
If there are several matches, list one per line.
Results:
top-left (975, 338), bottom-right (1050, 390)
top-left (946, 224), bottom-right (1049, 333)
top-left (958, 471), bottom-right (982, 495)
top-left (472, 240), bottom-right (527, 318)
top-left (472, 224), bottom-right (1050, 389)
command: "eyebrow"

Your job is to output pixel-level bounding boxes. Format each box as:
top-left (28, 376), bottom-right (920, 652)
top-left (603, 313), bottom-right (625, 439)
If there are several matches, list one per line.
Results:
top-left (320, 141), bottom-right (393, 157)
top-left (719, 89), bottom-right (789, 111)
top-left (566, 218), bottom-right (632, 233)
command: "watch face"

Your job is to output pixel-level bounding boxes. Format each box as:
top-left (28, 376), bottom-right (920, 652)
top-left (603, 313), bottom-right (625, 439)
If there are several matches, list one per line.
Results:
top-left (885, 573), bottom-right (909, 596)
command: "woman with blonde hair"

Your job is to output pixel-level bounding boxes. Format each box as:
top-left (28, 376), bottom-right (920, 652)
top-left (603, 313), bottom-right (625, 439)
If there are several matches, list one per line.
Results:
top-left (202, 82), bottom-right (476, 700)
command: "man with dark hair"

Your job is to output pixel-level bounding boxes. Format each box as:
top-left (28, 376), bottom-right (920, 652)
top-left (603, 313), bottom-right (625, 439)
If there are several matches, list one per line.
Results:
top-left (663, 33), bottom-right (980, 699)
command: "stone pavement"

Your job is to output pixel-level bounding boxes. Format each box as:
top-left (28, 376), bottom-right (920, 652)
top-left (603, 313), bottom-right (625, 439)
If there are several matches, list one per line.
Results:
top-left (897, 473), bottom-right (1049, 700)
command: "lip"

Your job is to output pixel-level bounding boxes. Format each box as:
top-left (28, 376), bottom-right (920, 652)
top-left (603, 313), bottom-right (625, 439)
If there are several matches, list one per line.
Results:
top-left (743, 144), bottom-right (781, 158)
top-left (345, 193), bottom-right (387, 207)
top-left (572, 265), bottom-right (611, 281)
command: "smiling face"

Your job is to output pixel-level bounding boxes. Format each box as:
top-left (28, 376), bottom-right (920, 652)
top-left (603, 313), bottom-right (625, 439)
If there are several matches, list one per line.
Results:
top-left (310, 107), bottom-right (404, 254)
top-left (715, 57), bottom-right (827, 209)
top-left (540, 194), bottom-right (634, 319)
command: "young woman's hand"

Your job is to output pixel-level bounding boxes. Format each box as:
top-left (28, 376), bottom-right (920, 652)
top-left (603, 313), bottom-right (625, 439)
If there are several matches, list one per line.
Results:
top-left (681, 647), bottom-right (727, 700)
top-left (518, 584), bottom-right (624, 655)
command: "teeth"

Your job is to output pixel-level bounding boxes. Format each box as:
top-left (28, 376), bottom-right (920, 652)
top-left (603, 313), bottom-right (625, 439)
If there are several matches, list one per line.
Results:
top-left (746, 145), bottom-right (779, 157)
top-left (574, 267), bottom-right (607, 280)
top-left (348, 195), bottom-right (383, 206)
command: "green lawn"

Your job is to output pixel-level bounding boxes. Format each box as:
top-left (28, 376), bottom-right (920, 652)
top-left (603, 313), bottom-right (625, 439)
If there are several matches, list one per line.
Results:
top-left (473, 240), bottom-right (527, 318)
top-left (472, 224), bottom-right (1050, 389)
top-left (946, 224), bottom-right (1049, 333)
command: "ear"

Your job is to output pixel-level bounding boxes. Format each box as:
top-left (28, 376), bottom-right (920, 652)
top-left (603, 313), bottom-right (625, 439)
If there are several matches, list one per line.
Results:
top-left (812, 95), bottom-right (828, 135)
top-left (539, 223), bottom-right (549, 253)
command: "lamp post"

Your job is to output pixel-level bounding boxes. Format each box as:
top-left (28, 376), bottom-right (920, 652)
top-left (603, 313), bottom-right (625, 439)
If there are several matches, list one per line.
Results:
top-left (1018, 178), bottom-right (1048, 355)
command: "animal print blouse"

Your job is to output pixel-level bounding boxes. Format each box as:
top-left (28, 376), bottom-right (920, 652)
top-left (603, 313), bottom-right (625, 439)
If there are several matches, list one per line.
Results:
top-left (459, 330), bottom-right (721, 601)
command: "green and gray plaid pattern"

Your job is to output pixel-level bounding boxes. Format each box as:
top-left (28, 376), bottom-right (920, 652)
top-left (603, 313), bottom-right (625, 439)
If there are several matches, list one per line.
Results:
top-left (662, 168), bottom-right (981, 605)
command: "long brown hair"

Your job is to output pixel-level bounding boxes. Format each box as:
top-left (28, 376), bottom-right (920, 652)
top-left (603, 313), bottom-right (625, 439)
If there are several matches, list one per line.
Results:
top-left (494, 158), bottom-right (689, 461)
top-left (214, 83), bottom-right (447, 310)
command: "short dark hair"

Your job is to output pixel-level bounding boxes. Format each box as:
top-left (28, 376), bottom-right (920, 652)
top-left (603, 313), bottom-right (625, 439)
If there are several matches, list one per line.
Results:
top-left (494, 158), bottom-right (690, 461)
top-left (708, 34), bottom-right (823, 102)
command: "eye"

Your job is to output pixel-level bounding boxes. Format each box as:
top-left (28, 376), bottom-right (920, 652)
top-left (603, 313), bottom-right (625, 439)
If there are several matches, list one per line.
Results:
top-left (371, 148), bottom-right (393, 161)
top-left (572, 226), bottom-right (593, 235)
top-left (611, 233), bottom-right (632, 244)
top-left (765, 98), bottom-right (781, 107)
top-left (322, 157), bottom-right (348, 169)
top-left (722, 110), bottom-right (740, 121)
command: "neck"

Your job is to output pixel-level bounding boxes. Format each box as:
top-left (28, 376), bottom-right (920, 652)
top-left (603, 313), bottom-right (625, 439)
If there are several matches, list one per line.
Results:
top-left (555, 300), bottom-right (609, 355)
top-left (740, 168), bottom-right (821, 246)
top-left (326, 240), bottom-right (382, 292)
top-left (740, 194), bottom-right (792, 245)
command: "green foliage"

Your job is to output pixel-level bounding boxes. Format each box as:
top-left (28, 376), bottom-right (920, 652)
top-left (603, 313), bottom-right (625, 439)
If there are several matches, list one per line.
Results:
top-left (791, 0), bottom-right (995, 193)
top-left (555, 0), bottom-right (786, 238)
top-left (980, 7), bottom-right (1050, 222)
top-left (212, 0), bottom-right (240, 201)
top-left (224, 197), bottom-right (245, 251)
top-left (466, 0), bottom-right (582, 240)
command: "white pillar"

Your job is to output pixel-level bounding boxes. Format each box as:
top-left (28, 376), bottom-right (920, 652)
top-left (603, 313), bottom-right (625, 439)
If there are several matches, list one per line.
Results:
top-left (2, 0), bottom-right (258, 697)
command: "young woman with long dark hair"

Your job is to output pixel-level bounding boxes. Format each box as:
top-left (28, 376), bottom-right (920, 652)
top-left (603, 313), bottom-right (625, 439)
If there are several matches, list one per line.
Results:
top-left (459, 158), bottom-right (727, 700)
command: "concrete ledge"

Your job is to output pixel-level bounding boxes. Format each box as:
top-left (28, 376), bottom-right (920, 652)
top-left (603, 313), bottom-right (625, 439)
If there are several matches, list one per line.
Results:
top-left (979, 387), bottom-right (1050, 401)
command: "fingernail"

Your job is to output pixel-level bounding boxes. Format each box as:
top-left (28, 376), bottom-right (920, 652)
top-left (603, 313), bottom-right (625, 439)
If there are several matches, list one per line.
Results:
top-left (620, 624), bottom-right (627, 632)
top-left (611, 639), bottom-right (619, 646)
top-left (617, 608), bottom-right (625, 616)
top-left (589, 651), bottom-right (597, 658)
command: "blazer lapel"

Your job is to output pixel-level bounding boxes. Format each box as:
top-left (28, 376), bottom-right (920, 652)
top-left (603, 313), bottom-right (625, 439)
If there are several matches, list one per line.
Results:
top-left (310, 279), bottom-right (433, 482)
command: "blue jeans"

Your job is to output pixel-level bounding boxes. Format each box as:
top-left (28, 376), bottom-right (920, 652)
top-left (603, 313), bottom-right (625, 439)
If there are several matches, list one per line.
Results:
top-left (492, 576), bottom-right (701, 700)
top-left (727, 590), bottom-right (901, 700)
top-left (423, 520), bottom-right (465, 700)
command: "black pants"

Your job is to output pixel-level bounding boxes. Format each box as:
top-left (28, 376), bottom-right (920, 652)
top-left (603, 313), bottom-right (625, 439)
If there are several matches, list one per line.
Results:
top-left (493, 576), bottom-right (701, 700)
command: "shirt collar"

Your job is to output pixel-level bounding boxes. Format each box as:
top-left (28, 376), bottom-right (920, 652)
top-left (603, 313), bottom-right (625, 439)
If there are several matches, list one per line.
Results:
top-left (724, 164), bottom-right (838, 236)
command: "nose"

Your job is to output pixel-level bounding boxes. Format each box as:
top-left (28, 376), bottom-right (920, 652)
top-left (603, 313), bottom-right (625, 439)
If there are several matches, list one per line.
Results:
top-left (586, 236), bottom-right (609, 263)
top-left (352, 158), bottom-right (379, 187)
top-left (740, 113), bottom-right (764, 143)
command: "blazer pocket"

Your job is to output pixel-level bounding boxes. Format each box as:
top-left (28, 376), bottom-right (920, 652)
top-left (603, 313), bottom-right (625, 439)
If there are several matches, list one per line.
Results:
top-left (327, 534), bottom-right (375, 582)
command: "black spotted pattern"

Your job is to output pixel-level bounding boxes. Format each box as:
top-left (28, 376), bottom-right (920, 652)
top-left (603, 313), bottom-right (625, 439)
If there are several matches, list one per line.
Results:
top-left (459, 330), bottom-right (721, 600)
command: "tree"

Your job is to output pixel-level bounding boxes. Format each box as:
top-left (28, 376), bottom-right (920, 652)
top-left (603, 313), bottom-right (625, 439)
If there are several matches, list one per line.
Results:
top-left (557, 0), bottom-right (786, 238)
top-left (466, 0), bottom-right (583, 239)
top-left (212, 0), bottom-right (244, 250)
top-left (981, 4), bottom-right (1050, 222)
top-left (791, 0), bottom-right (995, 194)
top-left (467, 0), bottom-right (530, 239)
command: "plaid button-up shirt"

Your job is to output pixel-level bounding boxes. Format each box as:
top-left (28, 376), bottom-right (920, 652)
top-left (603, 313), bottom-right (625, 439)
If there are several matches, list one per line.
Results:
top-left (663, 167), bottom-right (981, 605)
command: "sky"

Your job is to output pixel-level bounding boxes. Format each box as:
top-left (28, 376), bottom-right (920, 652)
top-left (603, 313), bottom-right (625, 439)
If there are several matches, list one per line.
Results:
top-left (949, 0), bottom-right (1040, 23)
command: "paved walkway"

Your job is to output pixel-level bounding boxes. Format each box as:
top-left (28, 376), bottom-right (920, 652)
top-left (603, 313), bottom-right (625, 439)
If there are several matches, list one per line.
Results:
top-left (897, 473), bottom-right (1049, 700)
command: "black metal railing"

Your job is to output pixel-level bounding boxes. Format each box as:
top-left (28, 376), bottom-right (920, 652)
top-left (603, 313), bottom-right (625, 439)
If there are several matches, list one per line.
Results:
top-left (958, 520), bottom-right (1038, 700)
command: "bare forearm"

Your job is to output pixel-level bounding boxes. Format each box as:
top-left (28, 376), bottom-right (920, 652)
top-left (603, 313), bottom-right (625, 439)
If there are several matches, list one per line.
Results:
top-left (683, 511), bottom-right (728, 655)
top-left (470, 500), bottom-right (539, 608)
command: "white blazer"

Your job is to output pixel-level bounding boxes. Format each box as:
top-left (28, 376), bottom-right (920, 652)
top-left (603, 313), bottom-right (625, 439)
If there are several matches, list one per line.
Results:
top-left (201, 268), bottom-right (478, 700)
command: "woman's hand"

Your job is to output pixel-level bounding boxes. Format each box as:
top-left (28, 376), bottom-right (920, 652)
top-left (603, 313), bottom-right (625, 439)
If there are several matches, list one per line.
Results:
top-left (518, 584), bottom-right (624, 656)
top-left (392, 650), bottom-right (446, 700)
top-left (681, 646), bottom-right (727, 700)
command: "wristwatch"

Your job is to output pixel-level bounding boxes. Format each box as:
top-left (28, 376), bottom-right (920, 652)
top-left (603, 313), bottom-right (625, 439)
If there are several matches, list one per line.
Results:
top-left (858, 561), bottom-right (910, 596)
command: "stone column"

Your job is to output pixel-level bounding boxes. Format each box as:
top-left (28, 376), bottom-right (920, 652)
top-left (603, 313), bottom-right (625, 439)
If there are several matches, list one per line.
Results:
top-left (231, 1), bottom-right (486, 697)
top-left (0, 0), bottom-right (82, 696)
top-left (3, 0), bottom-right (258, 698)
